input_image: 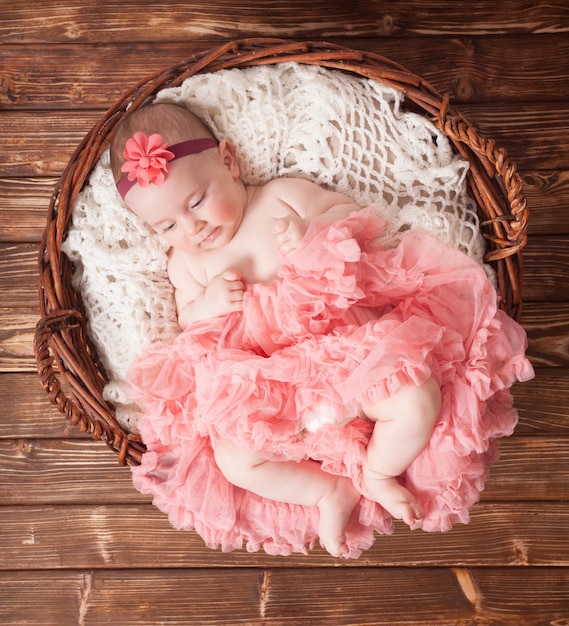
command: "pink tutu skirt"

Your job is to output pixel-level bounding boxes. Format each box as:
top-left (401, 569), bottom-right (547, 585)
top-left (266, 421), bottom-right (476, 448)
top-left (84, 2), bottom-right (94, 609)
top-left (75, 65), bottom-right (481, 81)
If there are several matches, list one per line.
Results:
top-left (129, 208), bottom-right (534, 558)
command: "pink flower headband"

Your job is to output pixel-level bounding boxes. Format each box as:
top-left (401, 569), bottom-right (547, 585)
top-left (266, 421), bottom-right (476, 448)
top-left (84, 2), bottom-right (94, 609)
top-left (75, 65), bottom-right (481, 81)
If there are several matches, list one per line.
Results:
top-left (116, 131), bottom-right (218, 199)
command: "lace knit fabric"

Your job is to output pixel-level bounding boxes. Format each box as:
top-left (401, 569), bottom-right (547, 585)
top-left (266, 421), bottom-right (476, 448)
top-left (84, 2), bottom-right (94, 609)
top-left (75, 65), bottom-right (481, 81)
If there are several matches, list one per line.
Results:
top-left (62, 63), bottom-right (486, 432)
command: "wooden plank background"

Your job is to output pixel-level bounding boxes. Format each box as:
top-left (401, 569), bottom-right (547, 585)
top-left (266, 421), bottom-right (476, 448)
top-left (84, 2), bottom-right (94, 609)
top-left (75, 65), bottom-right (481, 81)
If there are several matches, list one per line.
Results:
top-left (1, 1), bottom-right (568, 624)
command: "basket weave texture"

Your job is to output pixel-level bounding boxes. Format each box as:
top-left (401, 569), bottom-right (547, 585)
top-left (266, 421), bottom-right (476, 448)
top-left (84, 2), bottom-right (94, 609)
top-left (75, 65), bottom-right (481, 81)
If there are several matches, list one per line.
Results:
top-left (34, 38), bottom-right (530, 466)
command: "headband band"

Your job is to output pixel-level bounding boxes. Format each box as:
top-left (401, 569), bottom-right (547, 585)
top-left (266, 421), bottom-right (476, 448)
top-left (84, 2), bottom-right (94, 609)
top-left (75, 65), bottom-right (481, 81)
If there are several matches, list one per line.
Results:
top-left (116, 134), bottom-right (218, 199)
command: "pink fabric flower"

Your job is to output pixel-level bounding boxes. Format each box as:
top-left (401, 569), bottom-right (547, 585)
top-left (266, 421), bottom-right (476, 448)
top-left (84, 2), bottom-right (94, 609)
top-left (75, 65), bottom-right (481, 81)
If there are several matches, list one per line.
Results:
top-left (121, 132), bottom-right (175, 187)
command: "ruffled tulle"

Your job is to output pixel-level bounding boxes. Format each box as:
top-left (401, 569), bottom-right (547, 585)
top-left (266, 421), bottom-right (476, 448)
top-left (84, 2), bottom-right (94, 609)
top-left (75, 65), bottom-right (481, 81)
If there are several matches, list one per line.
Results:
top-left (130, 208), bottom-right (534, 558)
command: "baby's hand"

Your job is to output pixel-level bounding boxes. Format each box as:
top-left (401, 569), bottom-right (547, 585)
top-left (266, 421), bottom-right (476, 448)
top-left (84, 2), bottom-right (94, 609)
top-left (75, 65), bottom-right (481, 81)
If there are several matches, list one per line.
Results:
top-left (203, 270), bottom-right (244, 318)
top-left (273, 215), bottom-right (308, 257)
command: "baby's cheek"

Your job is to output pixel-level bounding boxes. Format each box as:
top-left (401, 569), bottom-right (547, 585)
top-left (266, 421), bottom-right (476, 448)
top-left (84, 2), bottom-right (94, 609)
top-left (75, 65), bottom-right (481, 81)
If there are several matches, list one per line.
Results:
top-left (213, 202), bottom-right (240, 223)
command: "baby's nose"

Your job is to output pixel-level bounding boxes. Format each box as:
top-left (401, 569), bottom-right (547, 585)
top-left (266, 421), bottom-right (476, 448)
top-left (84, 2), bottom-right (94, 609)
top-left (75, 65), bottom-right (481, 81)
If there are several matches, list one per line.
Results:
top-left (184, 216), bottom-right (206, 236)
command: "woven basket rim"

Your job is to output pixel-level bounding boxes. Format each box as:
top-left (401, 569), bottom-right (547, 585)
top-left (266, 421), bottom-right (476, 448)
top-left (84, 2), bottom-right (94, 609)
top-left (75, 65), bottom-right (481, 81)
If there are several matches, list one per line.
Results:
top-left (34, 37), bottom-right (530, 465)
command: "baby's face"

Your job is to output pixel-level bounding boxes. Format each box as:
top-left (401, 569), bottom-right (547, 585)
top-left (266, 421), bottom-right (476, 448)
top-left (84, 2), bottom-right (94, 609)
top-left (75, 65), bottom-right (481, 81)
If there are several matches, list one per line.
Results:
top-left (124, 140), bottom-right (245, 253)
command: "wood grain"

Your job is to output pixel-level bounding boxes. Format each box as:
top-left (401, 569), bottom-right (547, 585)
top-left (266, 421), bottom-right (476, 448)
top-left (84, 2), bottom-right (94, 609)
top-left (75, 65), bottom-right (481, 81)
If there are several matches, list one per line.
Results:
top-left (0, 502), bottom-right (567, 570)
top-left (522, 236), bottom-right (569, 301)
top-left (0, 438), bottom-right (144, 505)
top-left (0, 243), bottom-right (39, 309)
top-left (2, 2), bottom-right (569, 623)
top-left (1, 0), bottom-right (568, 43)
top-left (458, 102), bottom-right (569, 171)
top-left (513, 368), bottom-right (569, 433)
top-left (2, 35), bottom-right (568, 109)
top-left (0, 436), bottom-right (567, 506)
top-left (0, 567), bottom-right (567, 625)
top-left (523, 170), bottom-right (569, 235)
top-left (0, 309), bottom-right (38, 372)
top-left (0, 178), bottom-right (55, 242)
top-left (521, 302), bottom-right (569, 367)
top-left (0, 373), bottom-right (89, 439)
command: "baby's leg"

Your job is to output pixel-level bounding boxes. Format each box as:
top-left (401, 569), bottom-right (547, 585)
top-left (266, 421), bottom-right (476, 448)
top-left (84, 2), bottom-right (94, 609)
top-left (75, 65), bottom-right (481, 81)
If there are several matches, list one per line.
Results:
top-left (362, 377), bottom-right (441, 528)
top-left (214, 438), bottom-right (360, 557)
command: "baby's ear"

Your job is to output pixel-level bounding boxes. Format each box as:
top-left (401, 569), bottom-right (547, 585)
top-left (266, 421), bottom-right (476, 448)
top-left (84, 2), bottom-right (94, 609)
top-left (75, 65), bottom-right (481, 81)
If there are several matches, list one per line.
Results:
top-left (218, 140), bottom-right (241, 178)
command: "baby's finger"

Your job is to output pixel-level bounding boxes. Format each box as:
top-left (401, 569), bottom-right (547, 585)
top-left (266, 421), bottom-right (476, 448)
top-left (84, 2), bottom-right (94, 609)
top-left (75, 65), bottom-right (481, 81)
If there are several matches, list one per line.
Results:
top-left (226, 294), bottom-right (244, 310)
top-left (272, 216), bottom-right (290, 235)
top-left (221, 269), bottom-right (243, 282)
top-left (277, 240), bottom-right (295, 257)
top-left (229, 281), bottom-right (245, 298)
top-left (221, 275), bottom-right (244, 299)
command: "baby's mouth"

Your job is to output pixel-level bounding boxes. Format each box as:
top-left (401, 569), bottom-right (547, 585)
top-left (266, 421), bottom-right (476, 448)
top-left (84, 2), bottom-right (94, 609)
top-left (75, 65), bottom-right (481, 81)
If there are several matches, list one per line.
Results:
top-left (200, 226), bottom-right (220, 245)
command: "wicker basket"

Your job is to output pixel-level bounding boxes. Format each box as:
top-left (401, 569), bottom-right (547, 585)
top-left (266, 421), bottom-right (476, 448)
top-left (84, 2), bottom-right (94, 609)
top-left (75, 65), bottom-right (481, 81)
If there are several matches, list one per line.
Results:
top-left (34, 38), bottom-right (529, 466)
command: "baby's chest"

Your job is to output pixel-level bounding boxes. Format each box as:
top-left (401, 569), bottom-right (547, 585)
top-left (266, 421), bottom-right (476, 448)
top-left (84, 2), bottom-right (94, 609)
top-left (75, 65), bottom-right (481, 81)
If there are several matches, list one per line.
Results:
top-left (207, 215), bottom-right (284, 284)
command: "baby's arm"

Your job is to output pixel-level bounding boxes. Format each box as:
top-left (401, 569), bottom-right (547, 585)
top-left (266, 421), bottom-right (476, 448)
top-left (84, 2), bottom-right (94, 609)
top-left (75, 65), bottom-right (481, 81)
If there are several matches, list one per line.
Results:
top-left (168, 251), bottom-right (244, 330)
top-left (270, 178), bottom-right (362, 256)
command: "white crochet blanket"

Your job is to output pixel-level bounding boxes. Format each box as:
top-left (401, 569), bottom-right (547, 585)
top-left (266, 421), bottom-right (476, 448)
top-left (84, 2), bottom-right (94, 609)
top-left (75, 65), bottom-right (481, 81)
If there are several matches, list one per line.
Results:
top-left (62, 63), bottom-right (487, 433)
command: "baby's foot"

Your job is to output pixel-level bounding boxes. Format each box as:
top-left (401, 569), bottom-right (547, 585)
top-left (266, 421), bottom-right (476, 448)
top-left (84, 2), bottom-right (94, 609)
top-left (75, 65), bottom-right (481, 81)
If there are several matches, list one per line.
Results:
top-left (317, 477), bottom-right (361, 558)
top-left (362, 469), bottom-right (424, 529)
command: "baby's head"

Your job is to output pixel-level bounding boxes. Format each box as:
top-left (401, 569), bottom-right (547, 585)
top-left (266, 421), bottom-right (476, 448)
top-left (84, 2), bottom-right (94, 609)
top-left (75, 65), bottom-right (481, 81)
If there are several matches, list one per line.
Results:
top-left (110, 102), bottom-right (217, 188)
top-left (110, 102), bottom-right (245, 253)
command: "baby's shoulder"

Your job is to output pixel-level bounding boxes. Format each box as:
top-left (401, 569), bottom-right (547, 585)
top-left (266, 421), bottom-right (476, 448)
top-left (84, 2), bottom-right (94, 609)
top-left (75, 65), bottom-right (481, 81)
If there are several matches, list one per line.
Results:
top-left (255, 176), bottom-right (322, 209)
top-left (262, 176), bottom-right (317, 194)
